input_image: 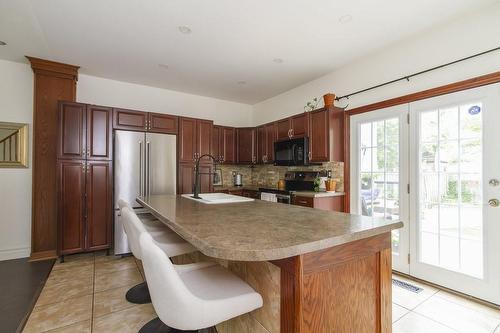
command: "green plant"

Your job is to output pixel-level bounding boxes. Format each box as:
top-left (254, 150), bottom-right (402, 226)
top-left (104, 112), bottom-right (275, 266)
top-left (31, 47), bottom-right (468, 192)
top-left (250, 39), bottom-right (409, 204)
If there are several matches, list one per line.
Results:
top-left (313, 176), bottom-right (321, 192)
top-left (304, 97), bottom-right (319, 112)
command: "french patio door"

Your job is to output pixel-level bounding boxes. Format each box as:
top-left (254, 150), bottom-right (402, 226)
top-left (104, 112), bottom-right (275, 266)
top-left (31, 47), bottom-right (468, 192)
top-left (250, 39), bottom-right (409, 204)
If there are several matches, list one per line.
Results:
top-left (409, 84), bottom-right (500, 304)
top-left (350, 104), bottom-right (410, 273)
top-left (351, 84), bottom-right (500, 304)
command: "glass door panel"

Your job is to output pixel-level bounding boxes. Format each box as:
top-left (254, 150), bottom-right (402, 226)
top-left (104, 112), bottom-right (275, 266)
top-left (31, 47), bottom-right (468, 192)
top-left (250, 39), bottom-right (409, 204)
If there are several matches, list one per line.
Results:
top-left (409, 83), bottom-right (500, 304)
top-left (351, 105), bottom-right (409, 273)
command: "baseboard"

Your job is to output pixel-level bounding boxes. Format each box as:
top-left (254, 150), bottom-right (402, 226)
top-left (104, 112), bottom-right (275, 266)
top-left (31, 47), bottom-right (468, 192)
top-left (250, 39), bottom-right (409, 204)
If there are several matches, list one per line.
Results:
top-left (0, 247), bottom-right (31, 261)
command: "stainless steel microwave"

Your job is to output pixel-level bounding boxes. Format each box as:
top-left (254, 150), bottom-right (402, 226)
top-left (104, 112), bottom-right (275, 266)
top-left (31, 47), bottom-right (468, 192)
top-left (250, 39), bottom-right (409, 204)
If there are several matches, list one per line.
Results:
top-left (274, 137), bottom-right (309, 166)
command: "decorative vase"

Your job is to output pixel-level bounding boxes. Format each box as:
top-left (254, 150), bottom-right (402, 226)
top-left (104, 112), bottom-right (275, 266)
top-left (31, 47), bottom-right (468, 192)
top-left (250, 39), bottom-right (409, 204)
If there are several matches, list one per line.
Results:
top-left (323, 93), bottom-right (335, 107)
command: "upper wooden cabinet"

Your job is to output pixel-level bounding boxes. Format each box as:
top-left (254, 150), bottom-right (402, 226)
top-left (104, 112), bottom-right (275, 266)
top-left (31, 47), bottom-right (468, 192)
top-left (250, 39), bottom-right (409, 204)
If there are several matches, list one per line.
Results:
top-left (178, 117), bottom-right (213, 163)
top-left (236, 127), bottom-right (257, 164)
top-left (87, 105), bottom-right (113, 160)
top-left (113, 108), bottom-right (148, 131)
top-left (58, 102), bottom-right (112, 161)
top-left (113, 108), bottom-right (178, 133)
top-left (257, 123), bottom-right (276, 164)
top-left (212, 126), bottom-right (235, 164)
top-left (309, 106), bottom-right (346, 162)
top-left (276, 113), bottom-right (309, 140)
top-left (149, 113), bottom-right (178, 134)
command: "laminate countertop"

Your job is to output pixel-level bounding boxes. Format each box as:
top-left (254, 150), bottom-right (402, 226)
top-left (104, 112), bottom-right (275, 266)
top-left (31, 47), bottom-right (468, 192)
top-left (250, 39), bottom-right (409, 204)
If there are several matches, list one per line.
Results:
top-left (137, 194), bottom-right (402, 261)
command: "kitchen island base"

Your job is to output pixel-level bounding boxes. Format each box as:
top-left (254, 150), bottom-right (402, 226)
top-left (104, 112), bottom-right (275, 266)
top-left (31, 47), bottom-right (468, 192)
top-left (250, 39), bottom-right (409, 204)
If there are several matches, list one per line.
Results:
top-left (172, 232), bottom-right (392, 333)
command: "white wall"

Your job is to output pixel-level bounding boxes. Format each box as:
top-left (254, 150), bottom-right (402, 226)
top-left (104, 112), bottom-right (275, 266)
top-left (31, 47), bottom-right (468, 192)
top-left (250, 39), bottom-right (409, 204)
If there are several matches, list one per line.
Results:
top-left (0, 60), bottom-right (253, 261)
top-left (78, 75), bottom-right (253, 127)
top-left (0, 59), bottom-right (33, 260)
top-left (253, 3), bottom-right (500, 125)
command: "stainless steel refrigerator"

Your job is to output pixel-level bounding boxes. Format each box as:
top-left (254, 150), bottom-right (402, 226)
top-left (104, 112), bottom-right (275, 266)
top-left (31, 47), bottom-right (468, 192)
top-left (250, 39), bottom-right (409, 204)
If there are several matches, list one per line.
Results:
top-left (113, 130), bottom-right (177, 255)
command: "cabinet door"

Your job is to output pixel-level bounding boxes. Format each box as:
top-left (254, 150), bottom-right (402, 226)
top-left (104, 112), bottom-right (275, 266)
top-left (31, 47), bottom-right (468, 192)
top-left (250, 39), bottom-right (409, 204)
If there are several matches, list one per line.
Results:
top-left (264, 123), bottom-right (277, 163)
top-left (237, 128), bottom-right (256, 164)
top-left (178, 162), bottom-right (213, 194)
top-left (113, 108), bottom-right (148, 131)
top-left (211, 125), bottom-right (221, 160)
top-left (85, 161), bottom-right (113, 251)
top-left (87, 105), bottom-right (112, 160)
top-left (149, 113), bottom-right (178, 134)
top-left (222, 127), bottom-right (235, 164)
top-left (58, 160), bottom-right (86, 254)
top-left (290, 113), bottom-right (309, 138)
top-left (276, 118), bottom-right (291, 140)
top-left (178, 118), bottom-right (197, 163)
top-left (257, 126), bottom-right (266, 164)
top-left (197, 119), bottom-right (213, 162)
top-left (292, 195), bottom-right (314, 208)
top-left (309, 109), bottom-right (329, 162)
top-left (58, 102), bottom-right (86, 160)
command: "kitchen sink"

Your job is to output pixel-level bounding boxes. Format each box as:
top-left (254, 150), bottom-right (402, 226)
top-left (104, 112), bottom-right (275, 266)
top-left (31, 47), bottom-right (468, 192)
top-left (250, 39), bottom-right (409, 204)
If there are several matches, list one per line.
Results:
top-left (181, 193), bottom-right (255, 204)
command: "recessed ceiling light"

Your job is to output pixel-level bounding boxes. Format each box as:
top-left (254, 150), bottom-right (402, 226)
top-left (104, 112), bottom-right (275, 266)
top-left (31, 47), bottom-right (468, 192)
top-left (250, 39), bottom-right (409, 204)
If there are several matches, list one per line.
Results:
top-left (273, 58), bottom-right (284, 64)
top-left (158, 64), bottom-right (169, 69)
top-left (178, 26), bottom-right (192, 34)
top-left (339, 14), bottom-right (352, 24)
top-left (237, 81), bottom-right (247, 85)
top-left (0, 41), bottom-right (6, 46)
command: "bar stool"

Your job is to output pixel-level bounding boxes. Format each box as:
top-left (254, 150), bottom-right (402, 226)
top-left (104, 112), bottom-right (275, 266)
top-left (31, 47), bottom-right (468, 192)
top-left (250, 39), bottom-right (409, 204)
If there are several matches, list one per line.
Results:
top-left (121, 206), bottom-right (197, 304)
top-left (118, 199), bottom-right (168, 234)
top-left (139, 232), bottom-right (263, 333)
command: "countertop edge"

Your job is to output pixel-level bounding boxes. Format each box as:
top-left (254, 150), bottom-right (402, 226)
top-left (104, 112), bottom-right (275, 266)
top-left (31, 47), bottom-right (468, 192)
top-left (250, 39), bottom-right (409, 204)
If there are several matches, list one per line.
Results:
top-left (137, 197), bottom-right (402, 262)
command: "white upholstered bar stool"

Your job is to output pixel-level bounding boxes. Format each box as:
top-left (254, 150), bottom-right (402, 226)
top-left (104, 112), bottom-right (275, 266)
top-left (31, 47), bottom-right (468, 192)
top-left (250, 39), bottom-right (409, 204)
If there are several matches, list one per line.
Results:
top-left (121, 205), bottom-right (197, 304)
top-left (139, 232), bottom-right (264, 333)
top-left (118, 199), bottom-right (169, 235)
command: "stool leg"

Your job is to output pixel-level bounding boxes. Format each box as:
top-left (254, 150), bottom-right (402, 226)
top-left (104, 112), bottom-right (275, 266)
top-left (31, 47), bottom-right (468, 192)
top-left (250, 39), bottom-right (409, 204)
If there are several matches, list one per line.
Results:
top-left (125, 282), bottom-right (151, 304)
top-left (139, 317), bottom-right (197, 333)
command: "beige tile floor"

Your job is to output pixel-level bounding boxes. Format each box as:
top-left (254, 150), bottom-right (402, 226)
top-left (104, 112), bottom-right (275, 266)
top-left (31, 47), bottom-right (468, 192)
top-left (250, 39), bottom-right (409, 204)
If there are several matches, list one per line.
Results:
top-left (23, 252), bottom-right (500, 333)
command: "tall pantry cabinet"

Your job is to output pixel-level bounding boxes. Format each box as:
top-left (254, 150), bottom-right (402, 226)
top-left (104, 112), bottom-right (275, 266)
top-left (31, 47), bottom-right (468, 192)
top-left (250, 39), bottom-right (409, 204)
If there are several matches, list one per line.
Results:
top-left (57, 102), bottom-right (113, 258)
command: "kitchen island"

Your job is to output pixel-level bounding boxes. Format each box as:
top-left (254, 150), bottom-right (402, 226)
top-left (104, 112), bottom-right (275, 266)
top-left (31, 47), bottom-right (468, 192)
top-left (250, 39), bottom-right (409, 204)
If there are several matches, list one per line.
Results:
top-left (137, 194), bottom-right (402, 333)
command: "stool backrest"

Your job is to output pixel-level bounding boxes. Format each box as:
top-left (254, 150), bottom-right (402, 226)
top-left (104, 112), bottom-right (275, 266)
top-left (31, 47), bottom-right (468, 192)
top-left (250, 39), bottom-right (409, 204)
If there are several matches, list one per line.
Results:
top-left (117, 199), bottom-right (131, 211)
top-left (139, 232), bottom-right (201, 330)
top-left (122, 207), bottom-right (148, 260)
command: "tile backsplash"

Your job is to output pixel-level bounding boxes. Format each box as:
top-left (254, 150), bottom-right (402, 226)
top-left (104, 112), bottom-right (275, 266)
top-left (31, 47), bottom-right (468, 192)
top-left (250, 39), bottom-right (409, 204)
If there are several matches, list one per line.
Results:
top-left (216, 161), bottom-right (344, 192)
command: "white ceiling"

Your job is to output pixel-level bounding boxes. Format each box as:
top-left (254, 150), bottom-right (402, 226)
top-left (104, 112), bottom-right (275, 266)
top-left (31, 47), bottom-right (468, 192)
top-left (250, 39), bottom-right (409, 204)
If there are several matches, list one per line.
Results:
top-left (0, 0), bottom-right (496, 104)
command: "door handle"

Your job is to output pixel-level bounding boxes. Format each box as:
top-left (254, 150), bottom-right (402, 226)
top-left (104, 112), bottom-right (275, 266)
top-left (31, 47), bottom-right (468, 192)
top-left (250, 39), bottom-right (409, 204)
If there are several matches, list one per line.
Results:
top-left (146, 141), bottom-right (151, 197)
top-left (489, 179), bottom-right (499, 187)
top-left (139, 141), bottom-right (144, 197)
top-left (488, 199), bottom-right (499, 207)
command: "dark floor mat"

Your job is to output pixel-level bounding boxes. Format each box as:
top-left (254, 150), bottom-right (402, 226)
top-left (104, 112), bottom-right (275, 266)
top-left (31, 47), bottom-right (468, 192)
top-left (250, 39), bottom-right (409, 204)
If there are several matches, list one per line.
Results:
top-left (0, 257), bottom-right (54, 333)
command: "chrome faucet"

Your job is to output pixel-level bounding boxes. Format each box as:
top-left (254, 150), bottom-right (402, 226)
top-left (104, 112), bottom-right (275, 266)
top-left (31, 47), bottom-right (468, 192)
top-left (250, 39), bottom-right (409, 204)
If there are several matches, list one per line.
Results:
top-left (192, 154), bottom-right (219, 199)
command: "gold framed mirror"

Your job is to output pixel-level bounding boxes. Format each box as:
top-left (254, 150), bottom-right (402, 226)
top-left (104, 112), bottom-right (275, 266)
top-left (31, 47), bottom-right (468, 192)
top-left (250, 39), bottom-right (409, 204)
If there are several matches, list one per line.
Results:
top-left (0, 122), bottom-right (29, 168)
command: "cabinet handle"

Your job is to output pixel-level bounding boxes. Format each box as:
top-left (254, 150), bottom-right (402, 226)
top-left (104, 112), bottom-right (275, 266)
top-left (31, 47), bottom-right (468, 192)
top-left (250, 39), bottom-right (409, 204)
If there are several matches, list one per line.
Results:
top-left (298, 200), bottom-right (308, 204)
top-left (308, 151), bottom-right (312, 161)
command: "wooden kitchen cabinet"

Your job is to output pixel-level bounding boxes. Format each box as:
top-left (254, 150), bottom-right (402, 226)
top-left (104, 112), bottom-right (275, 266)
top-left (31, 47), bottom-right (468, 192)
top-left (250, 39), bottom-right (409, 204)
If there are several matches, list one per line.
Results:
top-left (290, 113), bottom-right (309, 138)
top-left (257, 126), bottom-right (266, 164)
top-left (113, 108), bottom-right (178, 133)
top-left (179, 117), bottom-right (213, 163)
top-left (178, 162), bottom-right (213, 194)
top-left (149, 113), bottom-right (178, 134)
top-left (236, 127), bottom-right (257, 164)
top-left (113, 108), bottom-right (148, 131)
top-left (58, 102), bottom-right (112, 161)
top-left (309, 106), bottom-right (346, 162)
top-left (222, 127), bottom-right (236, 163)
top-left (292, 194), bottom-right (344, 212)
top-left (57, 159), bottom-right (86, 254)
top-left (58, 102), bottom-right (86, 160)
top-left (57, 102), bottom-right (113, 257)
top-left (85, 160), bottom-right (113, 251)
top-left (275, 113), bottom-right (309, 141)
top-left (256, 123), bottom-right (276, 164)
top-left (87, 105), bottom-right (113, 160)
top-left (276, 118), bottom-right (291, 140)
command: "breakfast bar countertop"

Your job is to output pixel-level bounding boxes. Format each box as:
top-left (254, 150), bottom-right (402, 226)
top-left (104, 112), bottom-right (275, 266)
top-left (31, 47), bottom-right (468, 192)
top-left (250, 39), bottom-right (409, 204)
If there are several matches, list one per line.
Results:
top-left (137, 194), bottom-right (402, 261)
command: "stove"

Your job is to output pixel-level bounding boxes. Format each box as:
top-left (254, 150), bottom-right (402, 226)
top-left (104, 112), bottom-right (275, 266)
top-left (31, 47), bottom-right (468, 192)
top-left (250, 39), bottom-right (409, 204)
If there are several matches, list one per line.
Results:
top-left (259, 171), bottom-right (328, 204)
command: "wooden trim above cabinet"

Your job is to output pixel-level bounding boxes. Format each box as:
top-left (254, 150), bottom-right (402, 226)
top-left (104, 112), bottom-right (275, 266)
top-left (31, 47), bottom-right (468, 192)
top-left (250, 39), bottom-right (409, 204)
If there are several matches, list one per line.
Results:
top-left (26, 56), bottom-right (79, 80)
top-left (348, 70), bottom-right (500, 116)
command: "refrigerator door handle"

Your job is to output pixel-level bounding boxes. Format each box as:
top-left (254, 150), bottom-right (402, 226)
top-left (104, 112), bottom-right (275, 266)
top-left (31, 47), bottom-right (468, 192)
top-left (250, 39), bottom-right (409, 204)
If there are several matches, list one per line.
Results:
top-left (146, 141), bottom-right (151, 197)
top-left (139, 140), bottom-right (144, 197)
